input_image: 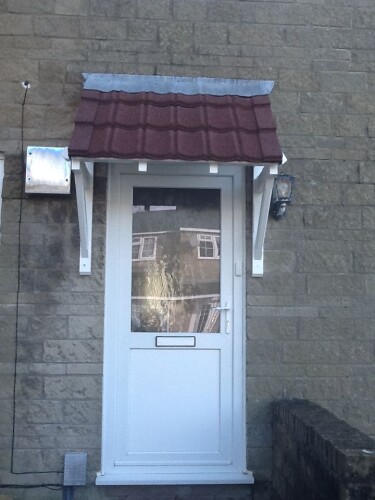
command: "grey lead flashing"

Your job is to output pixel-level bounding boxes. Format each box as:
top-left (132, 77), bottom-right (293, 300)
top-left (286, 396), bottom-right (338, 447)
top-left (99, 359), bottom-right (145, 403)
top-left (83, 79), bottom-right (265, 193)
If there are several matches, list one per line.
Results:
top-left (83, 73), bottom-right (274, 97)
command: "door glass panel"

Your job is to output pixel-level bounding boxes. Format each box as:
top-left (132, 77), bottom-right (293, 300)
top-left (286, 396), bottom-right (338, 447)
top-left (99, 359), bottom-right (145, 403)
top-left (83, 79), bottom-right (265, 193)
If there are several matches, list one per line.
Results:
top-left (131, 187), bottom-right (221, 333)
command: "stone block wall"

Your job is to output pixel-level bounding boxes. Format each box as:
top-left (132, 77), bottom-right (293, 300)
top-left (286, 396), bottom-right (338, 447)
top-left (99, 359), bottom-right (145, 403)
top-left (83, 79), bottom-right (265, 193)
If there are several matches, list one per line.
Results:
top-left (0, 0), bottom-right (374, 498)
top-left (272, 399), bottom-right (375, 500)
top-left (0, 155), bottom-right (107, 489)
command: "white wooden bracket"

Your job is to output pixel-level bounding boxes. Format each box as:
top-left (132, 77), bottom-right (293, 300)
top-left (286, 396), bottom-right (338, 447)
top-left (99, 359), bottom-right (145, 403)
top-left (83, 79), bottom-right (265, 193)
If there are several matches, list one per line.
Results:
top-left (72, 160), bottom-right (94, 275)
top-left (252, 164), bottom-right (278, 277)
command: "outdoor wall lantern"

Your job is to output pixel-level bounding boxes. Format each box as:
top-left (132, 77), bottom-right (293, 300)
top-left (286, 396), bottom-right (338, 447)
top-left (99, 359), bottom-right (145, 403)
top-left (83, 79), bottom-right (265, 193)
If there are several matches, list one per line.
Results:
top-left (270, 174), bottom-right (295, 220)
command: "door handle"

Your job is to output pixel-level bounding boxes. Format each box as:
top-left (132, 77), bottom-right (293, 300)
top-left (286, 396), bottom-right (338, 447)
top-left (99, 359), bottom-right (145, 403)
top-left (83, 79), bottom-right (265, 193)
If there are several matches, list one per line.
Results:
top-left (214, 303), bottom-right (231, 334)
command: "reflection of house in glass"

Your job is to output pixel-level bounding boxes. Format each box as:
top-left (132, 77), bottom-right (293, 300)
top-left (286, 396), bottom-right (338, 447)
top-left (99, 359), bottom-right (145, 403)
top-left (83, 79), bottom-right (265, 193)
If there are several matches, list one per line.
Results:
top-left (131, 187), bottom-right (221, 333)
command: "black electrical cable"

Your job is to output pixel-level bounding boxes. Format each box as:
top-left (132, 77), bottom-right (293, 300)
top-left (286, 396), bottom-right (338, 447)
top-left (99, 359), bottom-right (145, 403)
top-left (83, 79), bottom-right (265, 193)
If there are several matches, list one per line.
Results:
top-left (10, 81), bottom-right (28, 474)
top-left (1, 484), bottom-right (62, 489)
top-left (9, 83), bottom-right (63, 478)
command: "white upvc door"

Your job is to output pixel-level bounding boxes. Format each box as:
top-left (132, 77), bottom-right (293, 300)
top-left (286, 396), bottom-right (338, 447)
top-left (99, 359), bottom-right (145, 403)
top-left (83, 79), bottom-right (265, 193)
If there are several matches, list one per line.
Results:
top-left (98, 163), bottom-right (251, 485)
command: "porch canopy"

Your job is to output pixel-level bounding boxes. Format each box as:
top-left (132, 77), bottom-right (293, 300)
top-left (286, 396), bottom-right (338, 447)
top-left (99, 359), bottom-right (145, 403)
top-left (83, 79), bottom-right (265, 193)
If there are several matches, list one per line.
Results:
top-left (68, 74), bottom-right (283, 275)
top-left (69, 73), bottom-right (282, 163)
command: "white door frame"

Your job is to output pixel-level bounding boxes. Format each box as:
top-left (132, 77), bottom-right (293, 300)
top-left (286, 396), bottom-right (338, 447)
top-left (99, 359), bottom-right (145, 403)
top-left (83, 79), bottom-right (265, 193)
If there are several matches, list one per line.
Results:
top-left (97, 161), bottom-right (253, 485)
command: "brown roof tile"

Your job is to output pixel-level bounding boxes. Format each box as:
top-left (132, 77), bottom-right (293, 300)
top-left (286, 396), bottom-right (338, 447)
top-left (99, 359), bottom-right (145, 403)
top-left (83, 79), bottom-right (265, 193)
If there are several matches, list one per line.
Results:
top-left (69, 89), bottom-right (282, 163)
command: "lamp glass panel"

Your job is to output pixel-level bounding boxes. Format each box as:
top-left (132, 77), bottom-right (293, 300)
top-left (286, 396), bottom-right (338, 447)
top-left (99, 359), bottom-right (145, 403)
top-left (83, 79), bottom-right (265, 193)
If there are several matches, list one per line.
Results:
top-left (275, 177), bottom-right (292, 200)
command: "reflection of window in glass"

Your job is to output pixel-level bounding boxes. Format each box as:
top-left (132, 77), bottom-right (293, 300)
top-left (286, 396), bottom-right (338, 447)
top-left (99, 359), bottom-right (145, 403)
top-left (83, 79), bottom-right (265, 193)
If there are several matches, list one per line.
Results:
top-left (131, 187), bottom-right (221, 333)
top-left (198, 234), bottom-right (220, 259)
top-left (197, 301), bottom-right (219, 333)
top-left (132, 236), bottom-right (157, 260)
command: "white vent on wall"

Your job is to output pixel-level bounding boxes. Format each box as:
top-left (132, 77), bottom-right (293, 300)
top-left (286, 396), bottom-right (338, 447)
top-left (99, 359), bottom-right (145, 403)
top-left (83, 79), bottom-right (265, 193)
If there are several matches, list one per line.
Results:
top-left (25, 146), bottom-right (71, 194)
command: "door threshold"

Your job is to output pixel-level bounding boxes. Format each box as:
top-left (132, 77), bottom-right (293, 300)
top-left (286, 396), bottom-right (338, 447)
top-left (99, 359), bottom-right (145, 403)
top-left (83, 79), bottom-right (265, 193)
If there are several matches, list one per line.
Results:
top-left (96, 470), bottom-right (254, 485)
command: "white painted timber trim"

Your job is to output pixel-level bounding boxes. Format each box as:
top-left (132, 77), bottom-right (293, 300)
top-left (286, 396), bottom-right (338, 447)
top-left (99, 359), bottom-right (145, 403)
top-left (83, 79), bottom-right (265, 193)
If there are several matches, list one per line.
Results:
top-left (209, 162), bottom-right (218, 174)
top-left (252, 164), bottom-right (278, 277)
top-left (72, 160), bottom-right (94, 275)
top-left (138, 160), bottom-right (147, 172)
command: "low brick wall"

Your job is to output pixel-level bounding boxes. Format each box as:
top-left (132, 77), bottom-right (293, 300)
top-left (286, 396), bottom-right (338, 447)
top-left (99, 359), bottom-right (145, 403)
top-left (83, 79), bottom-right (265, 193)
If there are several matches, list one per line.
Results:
top-left (272, 400), bottom-right (375, 500)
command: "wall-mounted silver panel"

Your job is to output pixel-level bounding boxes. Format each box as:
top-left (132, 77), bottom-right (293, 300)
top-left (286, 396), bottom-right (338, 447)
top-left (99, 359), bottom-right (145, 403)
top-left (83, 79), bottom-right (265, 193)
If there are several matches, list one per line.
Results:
top-left (25, 146), bottom-right (71, 194)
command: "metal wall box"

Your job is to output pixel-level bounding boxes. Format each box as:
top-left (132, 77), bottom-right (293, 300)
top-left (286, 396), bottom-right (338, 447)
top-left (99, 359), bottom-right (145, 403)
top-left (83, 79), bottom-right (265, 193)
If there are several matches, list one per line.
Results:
top-left (63, 452), bottom-right (87, 486)
top-left (25, 146), bottom-right (71, 194)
